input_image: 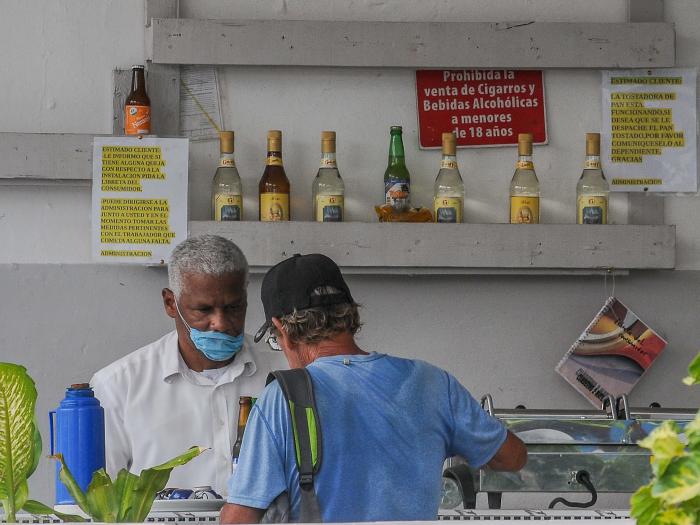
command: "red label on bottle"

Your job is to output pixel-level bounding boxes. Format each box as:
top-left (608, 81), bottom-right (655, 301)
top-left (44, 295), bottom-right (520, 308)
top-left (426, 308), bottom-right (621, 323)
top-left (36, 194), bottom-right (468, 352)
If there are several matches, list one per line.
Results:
top-left (416, 70), bottom-right (547, 148)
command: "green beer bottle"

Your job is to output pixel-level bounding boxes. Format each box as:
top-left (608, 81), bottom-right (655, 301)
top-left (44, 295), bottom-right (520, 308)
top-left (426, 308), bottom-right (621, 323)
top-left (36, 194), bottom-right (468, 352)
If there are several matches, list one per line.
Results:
top-left (384, 126), bottom-right (411, 211)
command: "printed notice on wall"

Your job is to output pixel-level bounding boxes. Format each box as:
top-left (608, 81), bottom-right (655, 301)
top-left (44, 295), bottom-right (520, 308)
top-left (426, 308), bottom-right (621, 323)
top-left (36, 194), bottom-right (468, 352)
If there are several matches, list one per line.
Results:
top-left (602, 69), bottom-right (697, 192)
top-left (180, 66), bottom-right (223, 141)
top-left (416, 70), bottom-right (547, 148)
top-left (91, 137), bottom-right (189, 264)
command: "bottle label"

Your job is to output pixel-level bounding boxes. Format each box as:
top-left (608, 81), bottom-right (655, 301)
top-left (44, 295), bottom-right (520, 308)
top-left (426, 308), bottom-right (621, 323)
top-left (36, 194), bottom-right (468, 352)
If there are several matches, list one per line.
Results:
top-left (440, 159), bottom-right (458, 170)
top-left (510, 196), bottom-right (540, 224)
top-left (433, 197), bottom-right (463, 223)
top-left (516, 160), bottom-right (534, 170)
top-left (214, 193), bottom-right (242, 221)
top-left (320, 158), bottom-right (337, 169)
top-left (577, 196), bottom-right (608, 224)
top-left (266, 156), bottom-right (284, 167)
top-left (220, 157), bottom-right (236, 168)
top-left (316, 195), bottom-right (344, 222)
top-left (260, 193), bottom-right (289, 221)
top-left (385, 178), bottom-right (410, 209)
top-left (125, 105), bottom-right (151, 135)
top-left (584, 159), bottom-right (601, 169)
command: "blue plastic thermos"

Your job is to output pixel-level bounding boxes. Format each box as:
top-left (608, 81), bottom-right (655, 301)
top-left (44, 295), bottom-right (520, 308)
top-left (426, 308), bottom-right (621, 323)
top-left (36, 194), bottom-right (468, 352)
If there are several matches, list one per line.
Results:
top-left (49, 383), bottom-right (106, 505)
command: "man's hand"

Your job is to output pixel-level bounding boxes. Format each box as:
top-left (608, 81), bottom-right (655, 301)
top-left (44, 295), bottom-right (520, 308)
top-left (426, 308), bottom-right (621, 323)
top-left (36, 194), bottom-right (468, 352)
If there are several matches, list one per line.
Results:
top-left (220, 503), bottom-right (265, 524)
top-left (487, 431), bottom-right (527, 471)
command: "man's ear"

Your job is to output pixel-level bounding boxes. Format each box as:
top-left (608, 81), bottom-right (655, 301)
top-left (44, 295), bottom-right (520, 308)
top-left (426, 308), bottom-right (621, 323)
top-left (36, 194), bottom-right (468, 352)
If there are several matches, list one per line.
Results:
top-left (162, 288), bottom-right (177, 319)
top-left (271, 318), bottom-right (293, 349)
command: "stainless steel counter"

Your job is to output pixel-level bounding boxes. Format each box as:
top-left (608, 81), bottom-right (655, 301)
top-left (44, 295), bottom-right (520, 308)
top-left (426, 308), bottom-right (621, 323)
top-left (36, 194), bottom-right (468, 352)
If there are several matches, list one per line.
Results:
top-left (4, 510), bottom-right (634, 523)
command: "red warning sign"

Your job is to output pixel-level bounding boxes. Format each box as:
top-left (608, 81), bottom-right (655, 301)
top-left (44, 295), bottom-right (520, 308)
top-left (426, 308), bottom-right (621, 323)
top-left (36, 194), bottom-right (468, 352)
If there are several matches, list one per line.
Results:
top-left (416, 70), bottom-right (547, 148)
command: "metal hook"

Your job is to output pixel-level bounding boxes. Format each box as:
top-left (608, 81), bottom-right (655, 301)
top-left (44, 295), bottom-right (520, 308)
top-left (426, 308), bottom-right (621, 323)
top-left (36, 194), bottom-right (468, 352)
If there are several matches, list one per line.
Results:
top-left (602, 395), bottom-right (618, 419)
top-left (481, 394), bottom-right (495, 416)
top-left (617, 395), bottom-right (630, 420)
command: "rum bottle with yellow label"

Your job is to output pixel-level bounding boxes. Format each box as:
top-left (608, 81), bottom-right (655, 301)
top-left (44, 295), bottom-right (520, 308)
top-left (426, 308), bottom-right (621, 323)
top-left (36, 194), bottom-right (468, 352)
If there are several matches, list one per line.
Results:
top-left (212, 131), bottom-right (242, 221)
top-left (576, 133), bottom-right (609, 224)
top-left (509, 133), bottom-right (540, 224)
top-left (433, 132), bottom-right (464, 223)
top-left (259, 130), bottom-right (290, 221)
top-left (312, 131), bottom-right (344, 222)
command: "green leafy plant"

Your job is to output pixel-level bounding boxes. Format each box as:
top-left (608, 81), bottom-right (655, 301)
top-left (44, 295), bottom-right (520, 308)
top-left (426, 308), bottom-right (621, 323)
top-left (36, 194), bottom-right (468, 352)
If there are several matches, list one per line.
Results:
top-left (51, 446), bottom-right (206, 522)
top-left (0, 363), bottom-right (83, 523)
top-left (631, 353), bottom-right (700, 525)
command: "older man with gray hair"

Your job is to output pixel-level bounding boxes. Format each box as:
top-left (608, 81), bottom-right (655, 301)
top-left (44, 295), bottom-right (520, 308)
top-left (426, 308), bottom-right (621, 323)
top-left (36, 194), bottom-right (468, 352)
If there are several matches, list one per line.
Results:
top-left (91, 235), bottom-right (285, 497)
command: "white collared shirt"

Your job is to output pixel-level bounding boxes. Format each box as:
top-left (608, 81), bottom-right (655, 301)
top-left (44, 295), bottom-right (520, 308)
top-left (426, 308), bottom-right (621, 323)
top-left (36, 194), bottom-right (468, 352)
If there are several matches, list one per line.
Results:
top-left (90, 331), bottom-right (286, 496)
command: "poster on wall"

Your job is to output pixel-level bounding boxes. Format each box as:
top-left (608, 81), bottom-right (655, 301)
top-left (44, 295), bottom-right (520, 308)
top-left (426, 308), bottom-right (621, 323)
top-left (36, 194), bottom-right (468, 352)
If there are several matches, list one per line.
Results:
top-left (180, 66), bottom-right (223, 141)
top-left (415, 69), bottom-right (547, 148)
top-left (91, 136), bottom-right (189, 264)
top-left (602, 68), bottom-right (697, 192)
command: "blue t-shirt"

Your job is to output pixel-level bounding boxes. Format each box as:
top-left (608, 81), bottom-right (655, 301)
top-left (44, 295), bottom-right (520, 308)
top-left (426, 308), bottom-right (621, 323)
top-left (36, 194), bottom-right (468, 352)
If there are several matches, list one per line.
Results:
top-left (227, 353), bottom-right (506, 522)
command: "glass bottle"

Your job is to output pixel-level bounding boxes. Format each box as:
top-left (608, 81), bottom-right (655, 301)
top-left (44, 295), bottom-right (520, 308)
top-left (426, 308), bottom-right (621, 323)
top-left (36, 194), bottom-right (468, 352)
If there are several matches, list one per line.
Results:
top-left (576, 133), bottom-right (609, 224)
top-left (258, 130), bottom-right (290, 221)
top-left (231, 396), bottom-right (253, 473)
top-left (433, 132), bottom-right (464, 223)
top-left (312, 131), bottom-right (344, 222)
top-left (124, 65), bottom-right (151, 136)
top-left (212, 131), bottom-right (242, 221)
top-left (384, 126), bottom-right (411, 211)
top-left (509, 133), bottom-right (540, 224)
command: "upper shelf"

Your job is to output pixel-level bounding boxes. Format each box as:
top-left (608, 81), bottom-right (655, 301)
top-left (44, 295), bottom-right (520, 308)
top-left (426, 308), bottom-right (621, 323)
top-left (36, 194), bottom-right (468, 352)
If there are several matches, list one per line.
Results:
top-left (189, 221), bottom-right (676, 275)
top-left (146, 19), bottom-right (675, 69)
top-left (0, 133), bottom-right (92, 181)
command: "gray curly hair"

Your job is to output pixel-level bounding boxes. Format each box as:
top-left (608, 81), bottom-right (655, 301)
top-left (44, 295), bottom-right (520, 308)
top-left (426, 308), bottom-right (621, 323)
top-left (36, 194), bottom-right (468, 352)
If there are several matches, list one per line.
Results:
top-left (168, 235), bottom-right (248, 298)
top-left (272, 286), bottom-right (361, 344)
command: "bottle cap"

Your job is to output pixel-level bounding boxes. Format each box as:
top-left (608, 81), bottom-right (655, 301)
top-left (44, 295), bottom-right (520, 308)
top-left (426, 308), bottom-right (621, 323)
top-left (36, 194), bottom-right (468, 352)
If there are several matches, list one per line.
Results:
top-left (517, 133), bottom-right (533, 156)
top-left (239, 396), bottom-right (253, 404)
top-left (442, 132), bottom-right (456, 155)
top-left (321, 131), bottom-right (336, 153)
top-left (219, 131), bottom-right (234, 154)
top-left (131, 65), bottom-right (145, 70)
top-left (390, 126), bottom-right (403, 133)
top-left (267, 130), bottom-right (282, 152)
top-left (586, 133), bottom-right (601, 156)
top-left (70, 383), bottom-right (90, 390)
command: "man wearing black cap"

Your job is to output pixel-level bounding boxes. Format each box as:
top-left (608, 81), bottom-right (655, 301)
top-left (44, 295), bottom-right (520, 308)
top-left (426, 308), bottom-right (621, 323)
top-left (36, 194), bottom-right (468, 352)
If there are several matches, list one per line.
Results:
top-left (221, 254), bottom-right (526, 523)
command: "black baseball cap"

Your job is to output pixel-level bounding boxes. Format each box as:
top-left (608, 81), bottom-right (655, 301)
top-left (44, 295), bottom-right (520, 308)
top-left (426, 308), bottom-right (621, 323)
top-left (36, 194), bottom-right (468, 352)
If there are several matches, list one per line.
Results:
top-left (254, 254), bottom-right (354, 343)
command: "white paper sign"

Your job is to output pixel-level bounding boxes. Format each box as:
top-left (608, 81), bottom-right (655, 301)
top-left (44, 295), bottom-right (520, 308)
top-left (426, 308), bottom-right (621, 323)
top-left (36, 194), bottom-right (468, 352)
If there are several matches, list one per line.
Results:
top-left (602, 68), bottom-right (697, 192)
top-left (180, 66), bottom-right (223, 141)
top-left (92, 136), bottom-right (189, 264)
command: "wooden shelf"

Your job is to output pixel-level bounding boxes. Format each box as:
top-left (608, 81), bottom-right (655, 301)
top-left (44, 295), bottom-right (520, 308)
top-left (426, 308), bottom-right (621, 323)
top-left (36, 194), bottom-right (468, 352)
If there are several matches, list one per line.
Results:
top-left (0, 133), bottom-right (93, 180)
top-left (147, 19), bottom-right (674, 69)
top-left (189, 221), bottom-right (676, 275)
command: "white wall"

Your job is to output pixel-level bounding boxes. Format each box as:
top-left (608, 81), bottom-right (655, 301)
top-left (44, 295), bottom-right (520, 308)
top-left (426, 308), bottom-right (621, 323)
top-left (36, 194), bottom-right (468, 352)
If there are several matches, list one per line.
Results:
top-left (1, 0), bottom-right (700, 510)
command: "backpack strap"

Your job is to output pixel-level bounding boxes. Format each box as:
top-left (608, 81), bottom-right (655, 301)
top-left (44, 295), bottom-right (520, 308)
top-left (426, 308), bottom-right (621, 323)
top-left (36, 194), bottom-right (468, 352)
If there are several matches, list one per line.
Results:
top-left (267, 369), bottom-right (323, 523)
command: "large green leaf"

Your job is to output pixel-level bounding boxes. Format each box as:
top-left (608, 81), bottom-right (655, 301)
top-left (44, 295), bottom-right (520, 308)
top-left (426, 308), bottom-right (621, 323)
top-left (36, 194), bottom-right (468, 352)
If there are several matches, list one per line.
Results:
top-left (28, 419), bottom-right (42, 479)
top-left (122, 446), bottom-right (206, 523)
top-left (23, 499), bottom-right (86, 522)
top-left (630, 484), bottom-right (662, 525)
top-left (85, 469), bottom-right (118, 522)
top-left (652, 453), bottom-right (700, 505)
top-left (0, 363), bottom-right (39, 522)
top-left (114, 469), bottom-right (138, 522)
top-left (638, 421), bottom-right (685, 477)
top-left (684, 411), bottom-right (700, 451)
top-left (123, 468), bottom-right (171, 522)
top-left (51, 453), bottom-right (90, 515)
top-left (683, 352), bottom-right (700, 385)
top-left (655, 508), bottom-right (696, 525)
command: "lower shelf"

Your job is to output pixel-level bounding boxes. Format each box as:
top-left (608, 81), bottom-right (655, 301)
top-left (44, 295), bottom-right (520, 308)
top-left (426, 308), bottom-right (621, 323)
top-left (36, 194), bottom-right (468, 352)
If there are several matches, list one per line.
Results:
top-left (188, 221), bottom-right (675, 275)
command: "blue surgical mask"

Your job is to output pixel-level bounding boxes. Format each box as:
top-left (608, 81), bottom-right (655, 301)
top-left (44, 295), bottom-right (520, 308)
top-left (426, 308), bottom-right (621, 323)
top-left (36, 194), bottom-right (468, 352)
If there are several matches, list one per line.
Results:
top-left (174, 300), bottom-right (245, 361)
